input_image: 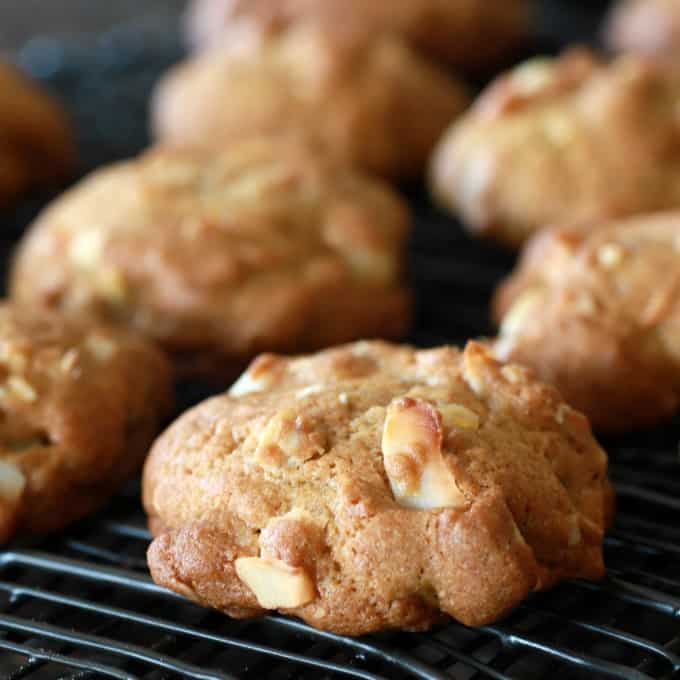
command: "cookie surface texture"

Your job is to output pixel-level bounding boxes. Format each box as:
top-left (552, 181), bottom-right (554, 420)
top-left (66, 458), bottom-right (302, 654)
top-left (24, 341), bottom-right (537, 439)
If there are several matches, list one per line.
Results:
top-left (0, 303), bottom-right (172, 542)
top-left (152, 24), bottom-right (469, 181)
top-left (10, 138), bottom-right (412, 377)
top-left (493, 214), bottom-right (680, 432)
top-left (144, 340), bottom-right (612, 634)
top-left (430, 49), bottom-right (680, 247)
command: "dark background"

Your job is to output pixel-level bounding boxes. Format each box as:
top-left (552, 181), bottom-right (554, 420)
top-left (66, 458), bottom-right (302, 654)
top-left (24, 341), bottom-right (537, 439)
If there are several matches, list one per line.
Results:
top-left (0, 1), bottom-right (184, 49)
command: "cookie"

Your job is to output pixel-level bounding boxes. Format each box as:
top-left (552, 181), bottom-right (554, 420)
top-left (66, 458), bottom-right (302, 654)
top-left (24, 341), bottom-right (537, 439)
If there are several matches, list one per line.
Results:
top-left (0, 62), bottom-right (75, 206)
top-left (10, 137), bottom-right (411, 378)
top-left (183, 0), bottom-right (529, 72)
top-left (143, 340), bottom-right (612, 635)
top-left (0, 303), bottom-right (172, 543)
top-left (429, 49), bottom-right (680, 248)
top-left (152, 23), bottom-right (469, 181)
top-left (493, 214), bottom-right (680, 432)
top-left (606, 0), bottom-right (680, 58)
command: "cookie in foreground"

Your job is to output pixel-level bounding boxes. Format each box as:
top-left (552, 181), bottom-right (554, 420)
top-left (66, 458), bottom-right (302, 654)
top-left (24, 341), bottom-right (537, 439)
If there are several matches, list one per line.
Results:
top-left (429, 48), bottom-right (680, 248)
top-left (10, 137), bottom-right (411, 378)
top-left (493, 213), bottom-right (680, 432)
top-left (0, 61), bottom-right (75, 206)
top-left (152, 23), bottom-right (469, 181)
top-left (606, 0), bottom-right (680, 58)
top-left (0, 303), bottom-right (172, 543)
top-left (144, 340), bottom-right (612, 635)
top-left (183, 0), bottom-right (529, 73)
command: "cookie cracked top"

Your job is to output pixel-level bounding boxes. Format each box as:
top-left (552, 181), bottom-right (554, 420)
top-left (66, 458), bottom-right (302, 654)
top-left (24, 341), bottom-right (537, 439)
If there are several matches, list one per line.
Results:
top-left (430, 49), bottom-right (680, 247)
top-left (10, 137), bottom-right (411, 377)
top-left (144, 340), bottom-right (612, 635)
top-left (0, 303), bottom-right (172, 542)
top-left (152, 22), bottom-right (469, 181)
top-left (494, 213), bottom-right (680, 432)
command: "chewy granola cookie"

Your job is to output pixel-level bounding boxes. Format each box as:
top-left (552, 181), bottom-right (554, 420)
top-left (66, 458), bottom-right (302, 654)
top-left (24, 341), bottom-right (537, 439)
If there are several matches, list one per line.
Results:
top-left (430, 49), bottom-right (680, 247)
top-left (10, 137), bottom-right (411, 377)
top-left (0, 62), bottom-right (75, 206)
top-left (0, 303), bottom-right (172, 542)
top-left (493, 214), bottom-right (680, 432)
top-left (144, 340), bottom-right (612, 635)
top-left (606, 0), bottom-right (680, 58)
top-left (152, 23), bottom-right (469, 181)
top-left (183, 0), bottom-right (529, 72)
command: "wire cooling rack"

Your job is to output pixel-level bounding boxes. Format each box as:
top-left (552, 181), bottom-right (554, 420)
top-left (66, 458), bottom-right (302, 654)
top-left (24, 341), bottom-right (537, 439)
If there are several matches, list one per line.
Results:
top-left (2, 1), bottom-right (680, 677)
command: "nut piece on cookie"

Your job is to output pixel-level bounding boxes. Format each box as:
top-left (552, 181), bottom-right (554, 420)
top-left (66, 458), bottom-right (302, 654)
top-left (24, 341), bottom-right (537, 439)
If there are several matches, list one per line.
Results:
top-left (0, 303), bottom-right (173, 542)
top-left (183, 0), bottom-right (529, 72)
top-left (492, 214), bottom-right (680, 432)
top-left (429, 48), bottom-right (680, 247)
top-left (382, 397), bottom-right (466, 509)
top-left (0, 62), bottom-right (75, 206)
top-left (152, 23), bottom-right (469, 181)
top-left (235, 557), bottom-right (316, 609)
top-left (606, 0), bottom-right (680, 58)
top-left (144, 340), bottom-right (612, 635)
top-left (10, 137), bottom-right (411, 378)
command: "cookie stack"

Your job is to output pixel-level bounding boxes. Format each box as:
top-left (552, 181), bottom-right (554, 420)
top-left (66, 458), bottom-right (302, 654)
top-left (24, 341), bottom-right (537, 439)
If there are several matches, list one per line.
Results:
top-left (7, 0), bottom-right (680, 638)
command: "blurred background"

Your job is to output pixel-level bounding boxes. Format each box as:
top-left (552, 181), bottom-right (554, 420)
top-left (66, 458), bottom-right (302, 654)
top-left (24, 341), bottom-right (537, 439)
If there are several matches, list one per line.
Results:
top-left (0, 1), bottom-right (184, 48)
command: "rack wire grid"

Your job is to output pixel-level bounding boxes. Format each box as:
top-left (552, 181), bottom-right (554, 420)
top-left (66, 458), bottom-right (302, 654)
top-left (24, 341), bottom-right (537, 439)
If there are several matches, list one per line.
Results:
top-left (2, 1), bottom-right (680, 678)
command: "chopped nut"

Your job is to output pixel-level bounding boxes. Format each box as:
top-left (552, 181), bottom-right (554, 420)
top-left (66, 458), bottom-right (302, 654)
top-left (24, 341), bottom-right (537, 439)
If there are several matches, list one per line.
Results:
top-left (338, 392), bottom-right (349, 406)
top-left (543, 113), bottom-right (573, 146)
top-left (255, 409), bottom-right (326, 469)
top-left (229, 371), bottom-right (266, 397)
top-left (85, 334), bottom-right (117, 362)
top-left (6, 376), bottom-right (37, 402)
top-left (501, 365), bottom-right (527, 385)
top-left (230, 355), bottom-right (282, 396)
top-left (512, 58), bottom-right (555, 94)
top-left (597, 243), bottom-right (624, 269)
top-left (59, 348), bottom-right (80, 374)
top-left (296, 384), bottom-right (323, 399)
top-left (219, 164), bottom-right (295, 204)
top-left (97, 268), bottom-right (128, 303)
top-left (439, 404), bottom-right (479, 430)
top-left (0, 461), bottom-right (26, 502)
top-left (70, 230), bottom-right (103, 268)
top-left (235, 556), bottom-right (316, 609)
top-left (381, 397), bottom-right (466, 510)
top-left (500, 289), bottom-right (545, 340)
top-left (0, 347), bottom-right (27, 374)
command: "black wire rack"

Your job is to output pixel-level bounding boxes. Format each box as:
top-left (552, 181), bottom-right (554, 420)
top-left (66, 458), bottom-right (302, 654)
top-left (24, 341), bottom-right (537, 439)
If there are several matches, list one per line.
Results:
top-left (2, 1), bottom-right (680, 678)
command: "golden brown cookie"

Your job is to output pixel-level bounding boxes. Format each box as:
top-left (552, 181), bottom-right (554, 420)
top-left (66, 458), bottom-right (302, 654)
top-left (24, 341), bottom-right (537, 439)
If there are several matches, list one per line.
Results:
top-left (143, 340), bottom-right (612, 635)
top-left (10, 137), bottom-right (411, 378)
top-left (183, 0), bottom-right (529, 72)
top-left (606, 0), bottom-right (680, 58)
top-left (152, 23), bottom-right (469, 181)
top-left (0, 62), bottom-right (75, 206)
top-left (429, 49), bottom-right (680, 248)
top-left (493, 214), bottom-right (680, 432)
top-left (0, 303), bottom-right (172, 543)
